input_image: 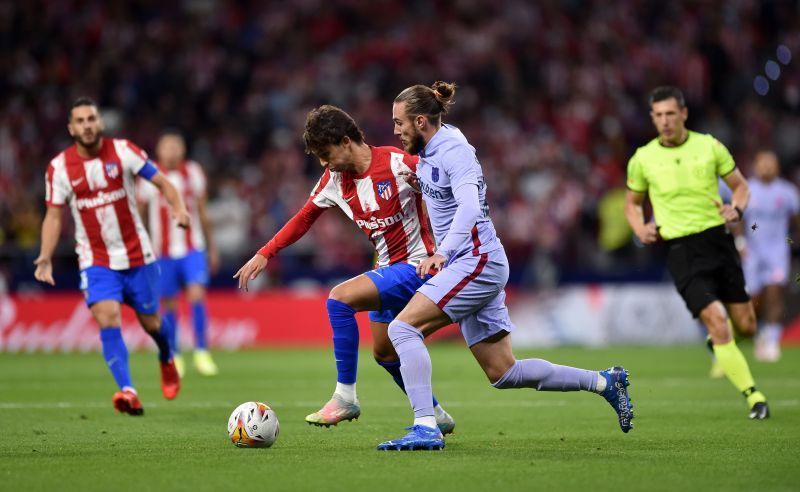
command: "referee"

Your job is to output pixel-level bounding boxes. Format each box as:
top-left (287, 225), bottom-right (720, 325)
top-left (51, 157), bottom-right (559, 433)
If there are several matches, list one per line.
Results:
top-left (624, 86), bottom-right (769, 420)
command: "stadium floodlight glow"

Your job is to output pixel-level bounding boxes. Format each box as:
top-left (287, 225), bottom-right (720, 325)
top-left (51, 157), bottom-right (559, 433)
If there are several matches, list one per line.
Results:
top-left (777, 45), bottom-right (792, 65)
top-left (765, 60), bottom-right (781, 81)
top-left (754, 75), bottom-right (769, 96)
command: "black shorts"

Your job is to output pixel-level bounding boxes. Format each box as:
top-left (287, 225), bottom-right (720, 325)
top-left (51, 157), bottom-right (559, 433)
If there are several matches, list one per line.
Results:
top-left (665, 225), bottom-right (750, 318)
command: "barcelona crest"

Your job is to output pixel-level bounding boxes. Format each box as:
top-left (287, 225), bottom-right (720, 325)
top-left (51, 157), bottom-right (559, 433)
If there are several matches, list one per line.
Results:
top-left (105, 161), bottom-right (120, 179)
top-left (431, 166), bottom-right (439, 183)
top-left (377, 180), bottom-right (393, 201)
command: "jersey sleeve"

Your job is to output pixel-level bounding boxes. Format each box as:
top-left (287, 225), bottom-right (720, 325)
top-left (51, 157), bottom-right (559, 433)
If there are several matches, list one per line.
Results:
top-left (712, 138), bottom-right (736, 177)
top-left (257, 199), bottom-right (326, 259)
top-left (308, 170), bottom-right (338, 209)
top-left (442, 145), bottom-right (479, 193)
top-left (45, 160), bottom-right (71, 207)
top-left (118, 139), bottom-right (158, 179)
top-left (626, 153), bottom-right (648, 193)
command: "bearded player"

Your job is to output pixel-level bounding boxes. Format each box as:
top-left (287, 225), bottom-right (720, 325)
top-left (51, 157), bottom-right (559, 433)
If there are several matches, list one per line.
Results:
top-left (235, 105), bottom-right (455, 434)
top-left (34, 97), bottom-right (188, 415)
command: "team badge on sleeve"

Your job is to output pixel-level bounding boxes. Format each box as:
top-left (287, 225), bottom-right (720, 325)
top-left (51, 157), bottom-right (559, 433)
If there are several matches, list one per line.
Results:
top-left (377, 180), bottom-right (393, 201)
top-left (105, 162), bottom-right (120, 179)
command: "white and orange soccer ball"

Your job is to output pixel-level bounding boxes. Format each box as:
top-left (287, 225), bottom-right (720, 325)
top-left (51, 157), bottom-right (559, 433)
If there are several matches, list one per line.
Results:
top-left (227, 402), bottom-right (280, 448)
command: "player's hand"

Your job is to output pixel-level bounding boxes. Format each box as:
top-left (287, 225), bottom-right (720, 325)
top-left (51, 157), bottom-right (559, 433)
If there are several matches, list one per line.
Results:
top-left (416, 253), bottom-right (447, 278)
top-left (713, 200), bottom-right (740, 223)
top-left (233, 254), bottom-right (268, 291)
top-left (208, 246), bottom-right (221, 275)
top-left (635, 222), bottom-right (659, 245)
top-left (33, 256), bottom-right (55, 286)
top-left (399, 171), bottom-right (421, 193)
top-left (173, 208), bottom-right (191, 229)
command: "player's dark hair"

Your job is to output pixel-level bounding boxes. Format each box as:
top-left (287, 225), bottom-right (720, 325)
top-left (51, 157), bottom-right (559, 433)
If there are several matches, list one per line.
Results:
top-left (303, 105), bottom-right (365, 157)
top-left (394, 81), bottom-right (456, 125)
top-left (648, 86), bottom-right (685, 108)
top-left (69, 97), bottom-right (98, 121)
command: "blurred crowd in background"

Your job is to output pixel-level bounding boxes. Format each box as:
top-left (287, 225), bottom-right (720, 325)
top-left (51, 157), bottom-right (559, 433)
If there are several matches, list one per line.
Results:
top-left (2, 0), bottom-right (800, 292)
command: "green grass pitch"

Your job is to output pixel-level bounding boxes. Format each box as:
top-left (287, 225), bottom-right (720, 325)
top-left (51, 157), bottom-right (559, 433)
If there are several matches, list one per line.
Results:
top-left (1, 345), bottom-right (798, 491)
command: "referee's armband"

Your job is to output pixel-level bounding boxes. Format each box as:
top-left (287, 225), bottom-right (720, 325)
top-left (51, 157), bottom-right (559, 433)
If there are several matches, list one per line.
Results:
top-left (137, 160), bottom-right (159, 180)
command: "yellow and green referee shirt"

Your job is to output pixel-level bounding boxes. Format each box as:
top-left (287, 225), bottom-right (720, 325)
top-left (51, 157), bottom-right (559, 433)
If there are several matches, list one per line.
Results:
top-left (626, 130), bottom-right (735, 240)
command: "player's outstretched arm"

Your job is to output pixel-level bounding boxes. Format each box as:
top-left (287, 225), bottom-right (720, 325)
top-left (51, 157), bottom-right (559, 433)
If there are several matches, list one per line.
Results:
top-left (233, 201), bottom-right (326, 290)
top-left (34, 206), bottom-right (63, 286)
top-left (233, 254), bottom-right (268, 291)
top-left (150, 172), bottom-right (190, 228)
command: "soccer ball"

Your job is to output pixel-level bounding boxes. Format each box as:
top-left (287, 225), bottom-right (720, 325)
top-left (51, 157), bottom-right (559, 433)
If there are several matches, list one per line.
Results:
top-left (227, 402), bottom-right (280, 448)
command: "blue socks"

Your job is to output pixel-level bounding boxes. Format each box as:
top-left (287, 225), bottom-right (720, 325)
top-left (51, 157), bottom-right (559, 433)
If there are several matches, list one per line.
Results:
top-left (191, 302), bottom-right (208, 350)
top-left (327, 299), bottom-right (359, 385)
top-left (377, 360), bottom-right (440, 407)
top-left (100, 327), bottom-right (133, 390)
top-left (161, 310), bottom-right (178, 354)
top-left (147, 322), bottom-right (173, 363)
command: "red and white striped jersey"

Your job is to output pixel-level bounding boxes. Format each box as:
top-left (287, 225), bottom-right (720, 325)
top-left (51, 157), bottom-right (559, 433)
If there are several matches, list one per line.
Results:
top-left (138, 160), bottom-right (206, 259)
top-left (45, 138), bottom-right (156, 271)
top-left (258, 146), bottom-right (435, 267)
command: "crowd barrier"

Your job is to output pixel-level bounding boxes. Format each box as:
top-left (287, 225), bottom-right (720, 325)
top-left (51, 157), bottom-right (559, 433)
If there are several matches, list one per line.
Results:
top-left (1, 287), bottom-right (798, 352)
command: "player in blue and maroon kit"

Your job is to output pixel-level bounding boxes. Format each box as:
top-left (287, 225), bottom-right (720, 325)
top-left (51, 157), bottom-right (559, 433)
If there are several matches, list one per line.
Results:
top-left (235, 105), bottom-right (454, 433)
top-left (378, 82), bottom-right (635, 451)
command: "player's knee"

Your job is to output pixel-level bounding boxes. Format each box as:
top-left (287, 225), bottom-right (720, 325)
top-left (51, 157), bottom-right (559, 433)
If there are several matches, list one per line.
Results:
top-left (185, 285), bottom-right (205, 303)
top-left (91, 305), bottom-right (121, 327)
top-left (139, 315), bottom-right (161, 333)
top-left (327, 284), bottom-right (354, 306)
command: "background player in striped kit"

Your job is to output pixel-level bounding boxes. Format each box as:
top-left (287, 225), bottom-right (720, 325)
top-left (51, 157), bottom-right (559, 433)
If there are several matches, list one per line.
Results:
top-left (378, 82), bottom-right (634, 451)
top-left (34, 98), bottom-right (189, 415)
top-left (138, 132), bottom-right (220, 377)
top-left (235, 105), bottom-right (455, 433)
top-left (729, 151), bottom-right (800, 362)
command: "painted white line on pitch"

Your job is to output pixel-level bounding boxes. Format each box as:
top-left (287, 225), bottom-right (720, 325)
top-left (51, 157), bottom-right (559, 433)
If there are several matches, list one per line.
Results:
top-left (0, 399), bottom-right (798, 410)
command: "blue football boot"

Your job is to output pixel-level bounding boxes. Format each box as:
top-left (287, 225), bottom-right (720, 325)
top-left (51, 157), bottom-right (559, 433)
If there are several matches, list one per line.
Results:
top-left (599, 366), bottom-right (634, 433)
top-left (377, 425), bottom-right (445, 451)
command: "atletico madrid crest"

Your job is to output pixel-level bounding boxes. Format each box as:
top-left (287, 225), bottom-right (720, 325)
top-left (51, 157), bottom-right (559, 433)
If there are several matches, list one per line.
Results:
top-left (105, 162), bottom-right (120, 179)
top-left (377, 180), bottom-right (393, 201)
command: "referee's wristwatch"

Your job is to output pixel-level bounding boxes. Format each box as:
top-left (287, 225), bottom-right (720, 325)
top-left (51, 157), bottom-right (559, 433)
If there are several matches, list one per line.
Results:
top-left (734, 206), bottom-right (744, 221)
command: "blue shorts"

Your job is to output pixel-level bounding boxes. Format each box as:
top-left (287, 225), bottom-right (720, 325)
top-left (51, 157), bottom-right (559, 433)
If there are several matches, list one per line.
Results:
top-left (158, 250), bottom-right (209, 298)
top-left (80, 263), bottom-right (161, 315)
top-left (365, 262), bottom-right (428, 323)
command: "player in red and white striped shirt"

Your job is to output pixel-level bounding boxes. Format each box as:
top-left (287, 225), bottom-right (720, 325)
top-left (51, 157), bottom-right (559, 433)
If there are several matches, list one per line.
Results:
top-left (34, 98), bottom-right (190, 416)
top-left (235, 106), bottom-right (454, 433)
top-left (138, 132), bottom-right (220, 377)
